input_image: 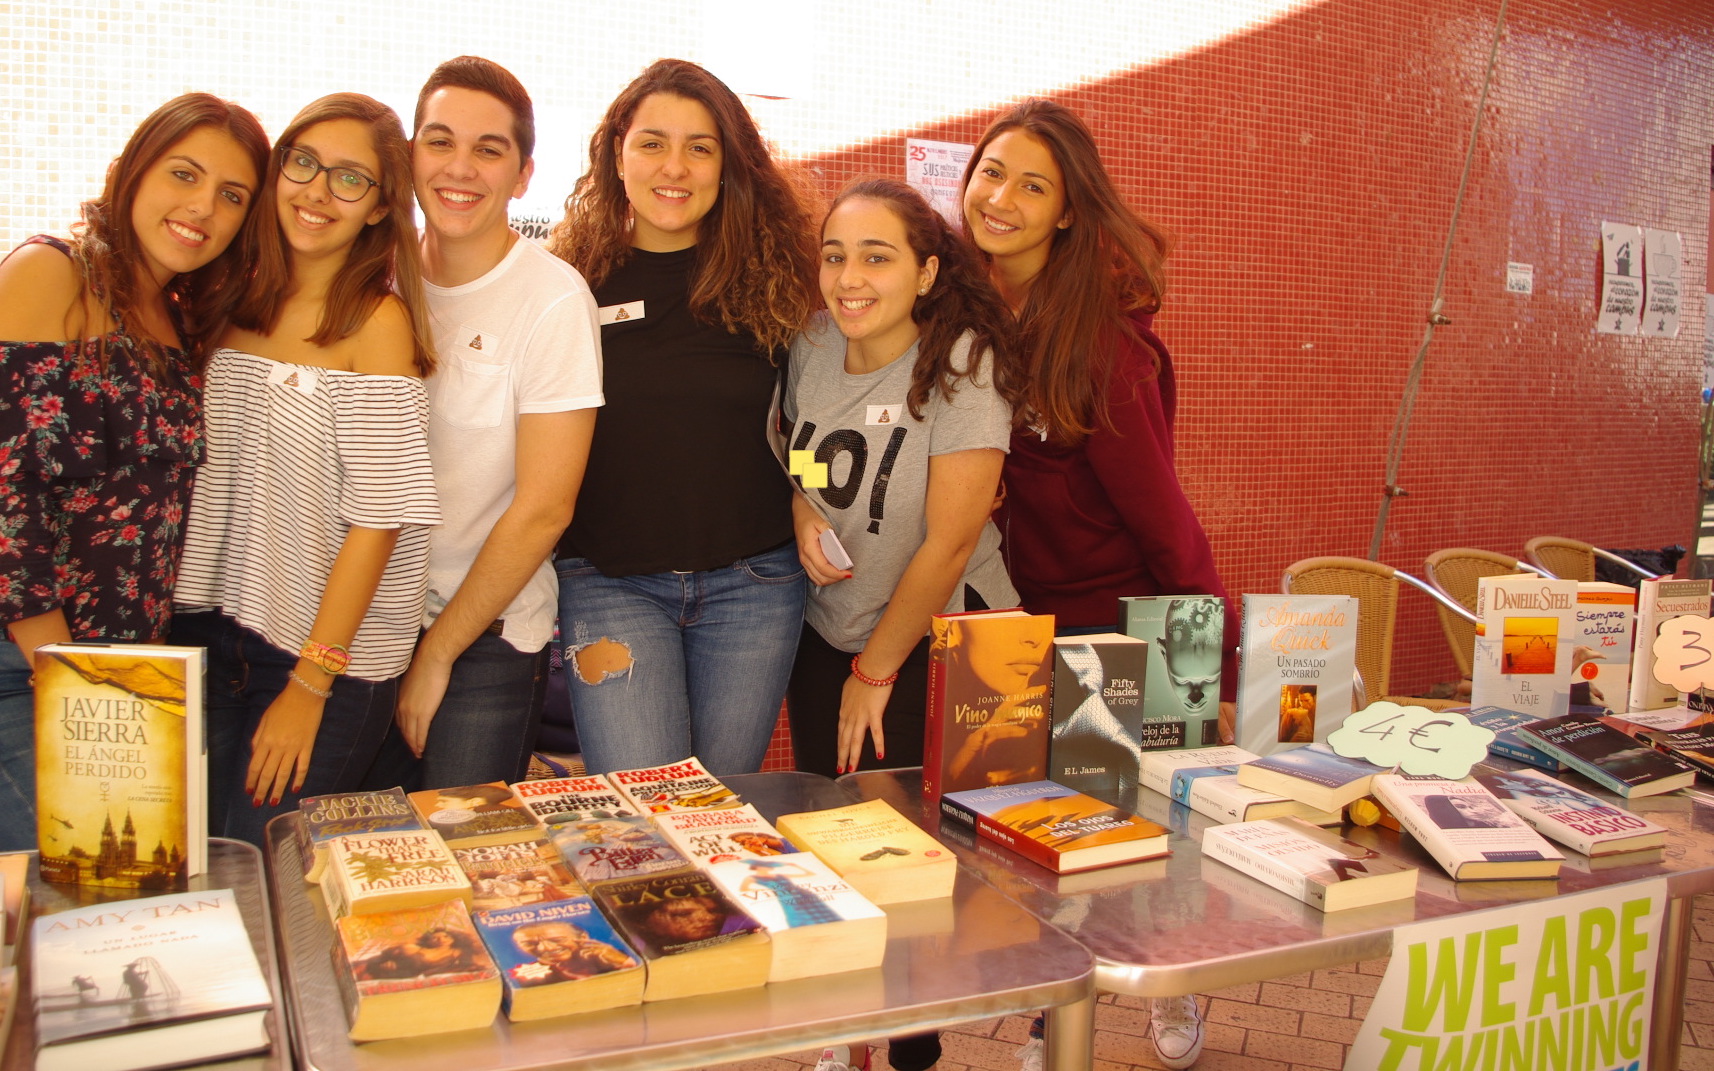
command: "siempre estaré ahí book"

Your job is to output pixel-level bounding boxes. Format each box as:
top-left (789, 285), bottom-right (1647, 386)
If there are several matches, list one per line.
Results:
top-left (939, 780), bottom-right (1170, 874)
top-left (1120, 595), bottom-right (1227, 751)
top-left (1235, 595), bottom-right (1358, 757)
top-left (923, 609), bottom-right (1055, 800)
top-left (1201, 817), bottom-right (1418, 911)
top-left (1469, 767), bottom-right (1666, 855)
top-left (32, 889), bottom-right (272, 1071)
top-left (33, 643), bottom-right (206, 889)
top-left (1370, 773), bottom-right (1563, 880)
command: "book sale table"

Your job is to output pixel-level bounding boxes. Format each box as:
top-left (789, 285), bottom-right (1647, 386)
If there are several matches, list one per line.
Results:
top-left (262, 771), bottom-right (1096, 1071)
top-left (841, 766), bottom-right (1714, 1071)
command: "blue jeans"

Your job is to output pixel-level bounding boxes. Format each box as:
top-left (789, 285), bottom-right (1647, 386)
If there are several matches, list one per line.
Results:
top-left (555, 542), bottom-right (805, 777)
top-left (169, 611), bottom-right (399, 847)
top-left (0, 641), bottom-right (35, 851)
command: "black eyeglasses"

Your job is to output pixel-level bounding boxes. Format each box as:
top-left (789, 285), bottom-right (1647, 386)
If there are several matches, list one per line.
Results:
top-left (279, 146), bottom-right (380, 202)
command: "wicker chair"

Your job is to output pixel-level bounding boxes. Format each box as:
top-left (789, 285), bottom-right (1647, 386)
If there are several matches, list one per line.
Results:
top-left (1523, 536), bottom-right (1661, 583)
top-left (1280, 556), bottom-right (1463, 711)
top-left (1421, 548), bottom-right (1546, 677)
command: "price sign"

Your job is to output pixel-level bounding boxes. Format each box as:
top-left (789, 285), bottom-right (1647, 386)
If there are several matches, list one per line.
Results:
top-left (1327, 702), bottom-right (1495, 778)
top-left (1652, 615), bottom-right (1714, 694)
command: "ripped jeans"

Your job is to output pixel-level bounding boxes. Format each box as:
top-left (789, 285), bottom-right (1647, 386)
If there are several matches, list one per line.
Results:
top-left (553, 543), bottom-right (806, 777)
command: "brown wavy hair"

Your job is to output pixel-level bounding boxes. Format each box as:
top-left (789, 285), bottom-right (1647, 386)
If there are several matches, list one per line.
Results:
top-left (961, 99), bottom-right (1174, 444)
top-left (70, 92), bottom-right (269, 377)
top-left (824, 179), bottom-right (1022, 422)
top-left (547, 58), bottom-right (817, 355)
top-left (232, 93), bottom-right (435, 374)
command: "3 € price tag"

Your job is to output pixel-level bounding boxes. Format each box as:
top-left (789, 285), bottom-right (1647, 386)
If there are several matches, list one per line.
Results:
top-left (1651, 615), bottom-right (1714, 693)
top-left (1327, 702), bottom-right (1495, 778)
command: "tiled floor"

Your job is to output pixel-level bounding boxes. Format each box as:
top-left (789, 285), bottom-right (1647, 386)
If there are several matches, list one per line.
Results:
top-left (706, 893), bottom-right (1714, 1071)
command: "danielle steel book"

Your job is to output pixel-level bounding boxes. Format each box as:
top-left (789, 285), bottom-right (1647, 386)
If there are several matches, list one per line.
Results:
top-left (1370, 773), bottom-right (1563, 880)
top-left (1629, 577), bottom-right (1711, 711)
top-left (1235, 595), bottom-right (1358, 757)
top-left (705, 854), bottom-right (887, 982)
top-left (923, 609), bottom-right (1054, 800)
top-left (939, 780), bottom-right (1170, 874)
top-left (547, 815), bottom-right (694, 887)
top-left (652, 803), bottom-right (799, 865)
top-left (1048, 633), bottom-right (1148, 803)
top-left (332, 898), bottom-right (500, 1041)
top-left (1120, 594), bottom-right (1227, 750)
top-left (1469, 767), bottom-right (1666, 855)
top-left (32, 889), bottom-right (271, 1071)
top-left (471, 895), bottom-right (643, 1020)
top-left (1516, 711), bottom-right (1696, 797)
top-left (590, 870), bottom-right (770, 1001)
top-left (510, 774), bottom-right (636, 824)
top-left (296, 786), bottom-right (421, 884)
top-left (1470, 574), bottom-right (1578, 721)
top-left (775, 798), bottom-right (956, 904)
top-left (33, 643), bottom-right (206, 889)
top-left (1234, 743), bottom-right (1388, 813)
top-left (407, 781), bottom-right (539, 848)
top-left (607, 757), bottom-right (742, 814)
top-left (1201, 817), bottom-right (1418, 911)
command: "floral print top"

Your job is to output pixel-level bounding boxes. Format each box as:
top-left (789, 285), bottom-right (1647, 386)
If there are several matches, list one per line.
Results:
top-left (0, 236), bottom-right (203, 641)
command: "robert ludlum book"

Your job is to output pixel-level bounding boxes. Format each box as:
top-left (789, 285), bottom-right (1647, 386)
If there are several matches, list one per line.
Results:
top-left (1516, 711), bottom-right (1696, 797)
top-left (452, 837), bottom-right (584, 911)
top-left (332, 898), bottom-right (500, 1041)
top-left (407, 782), bottom-right (539, 848)
top-left (1370, 773), bottom-right (1563, 880)
top-left (608, 757), bottom-right (742, 814)
top-left (1470, 575), bottom-right (1578, 720)
top-left (705, 854), bottom-right (887, 982)
top-left (1236, 595), bottom-right (1358, 756)
top-left (775, 798), bottom-right (957, 904)
top-left (33, 643), bottom-right (205, 889)
top-left (547, 816), bottom-right (694, 887)
top-left (1049, 633), bottom-right (1148, 802)
top-left (1141, 747), bottom-right (1340, 825)
top-left (1120, 595), bottom-right (1227, 750)
top-left (32, 889), bottom-right (272, 1071)
top-left (471, 895), bottom-right (642, 1020)
top-left (323, 829), bottom-right (471, 918)
top-left (1202, 817), bottom-right (1418, 911)
top-left (510, 774), bottom-right (636, 824)
top-left (1630, 578), bottom-right (1712, 712)
top-left (591, 870), bottom-right (770, 1001)
top-left (1470, 767), bottom-right (1666, 855)
top-left (1235, 743), bottom-right (1387, 813)
top-left (296, 787), bottom-right (421, 883)
top-left (939, 780), bottom-right (1170, 874)
top-left (652, 804), bottom-right (799, 865)
top-left (924, 609), bottom-right (1054, 799)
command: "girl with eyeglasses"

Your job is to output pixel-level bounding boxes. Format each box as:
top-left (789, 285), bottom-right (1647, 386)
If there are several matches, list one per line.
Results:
top-left (170, 94), bottom-right (441, 846)
top-left (0, 93), bottom-right (268, 851)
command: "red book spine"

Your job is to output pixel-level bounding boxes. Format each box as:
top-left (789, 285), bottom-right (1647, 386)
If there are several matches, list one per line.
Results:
top-left (923, 636), bottom-right (951, 799)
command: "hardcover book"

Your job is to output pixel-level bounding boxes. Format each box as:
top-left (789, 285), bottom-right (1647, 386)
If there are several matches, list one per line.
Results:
top-left (471, 895), bottom-right (643, 1020)
top-left (1235, 595), bottom-right (1358, 756)
top-left (1370, 773), bottom-right (1563, 880)
top-left (607, 758), bottom-right (742, 814)
top-left (1201, 817), bottom-right (1418, 911)
top-left (1469, 767), bottom-right (1666, 855)
top-left (1469, 575), bottom-right (1579, 720)
top-left (704, 854), bottom-right (887, 982)
top-left (590, 870), bottom-right (770, 1001)
top-left (1574, 582), bottom-right (1636, 712)
top-left (510, 774), bottom-right (637, 824)
top-left (939, 780), bottom-right (1170, 874)
top-left (1637, 723), bottom-right (1714, 779)
top-left (452, 837), bottom-right (584, 911)
top-left (332, 898), bottom-right (500, 1041)
top-left (1048, 633), bottom-right (1149, 802)
top-left (1456, 705), bottom-right (1569, 772)
top-left (407, 782), bottom-right (539, 848)
top-left (774, 798), bottom-right (957, 904)
top-left (652, 804), bottom-right (799, 865)
top-left (33, 642), bottom-right (205, 889)
top-left (32, 889), bottom-right (272, 1071)
top-left (1517, 711), bottom-right (1697, 797)
top-left (1234, 743), bottom-right (1388, 812)
top-left (924, 609), bottom-right (1054, 799)
top-left (547, 816), bottom-right (695, 887)
top-left (1629, 577), bottom-right (1712, 711)
top-left (1120, 594), bottom-right (1227, 750)
top-left (323, 829), bottom-right (471, 918)
top-left (296, 787), bottom-right (421, 884)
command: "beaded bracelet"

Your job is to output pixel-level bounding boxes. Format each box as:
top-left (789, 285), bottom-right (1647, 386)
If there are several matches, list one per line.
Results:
top-left (850, 654), bottom-right (899, 687)
top-left (288, 670), bottom-right (333, 699)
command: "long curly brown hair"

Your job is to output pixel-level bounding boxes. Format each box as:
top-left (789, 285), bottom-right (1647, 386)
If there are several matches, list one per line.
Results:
top-left (547, 59), bottom-right (817, 355)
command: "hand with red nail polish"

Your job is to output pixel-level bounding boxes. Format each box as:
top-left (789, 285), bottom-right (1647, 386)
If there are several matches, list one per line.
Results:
top-left (245, 679), bottom-right (326, 811)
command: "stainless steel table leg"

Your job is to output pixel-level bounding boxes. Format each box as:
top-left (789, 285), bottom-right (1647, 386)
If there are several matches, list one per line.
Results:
top-left (1652, 892), bottom-right (1694, 1071)
top-left (1044, 994), bottom-right (1095, 1071)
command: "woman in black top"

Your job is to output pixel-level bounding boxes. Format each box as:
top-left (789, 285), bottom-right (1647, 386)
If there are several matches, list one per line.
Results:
top-left (547, 59), bottom-right (818, 776)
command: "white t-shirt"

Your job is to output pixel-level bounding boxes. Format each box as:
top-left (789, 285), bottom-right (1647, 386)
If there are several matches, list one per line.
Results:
top-left (423, 234), bottom-right (604, 653)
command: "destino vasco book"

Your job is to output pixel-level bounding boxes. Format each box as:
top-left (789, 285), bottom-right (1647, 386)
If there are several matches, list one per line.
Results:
top-left (33, 642), bottom-right (205, 889)
top-left (1515, 711), bottom-right (1697, 797)
top-left (652, 803), bottom-right (799, 865)
top-left (1048, 633), bottom-right (1148, 803)
top-left (452, 837), bottom-right (584, 911)
top-left (470, 894), bottom-right (643, 1020)
top-left (1141, 746), bottom-right (1340, 825)
top-left (775, 798), bottom-right (956, 904)
top-left (1235, 595), bottom-right (1358, 757)
top-left (1470, 575), bottom-right (1578, 721)
top-left (589, 870), bottom-right (770, 1001)
top-left (407, 782), bottom-right (539, 848)
top-left (1469, 767), bottom-right (1666, 855)
top-left (547, 815), bottom-right (694, 887)
top-left (1456, 705), bottom-right (1569, 772)
top-left (1119, 594), bottom-right (1227, 750)
top-left (296, 787), bottom-right (421, 884)
top-left (510, 774), bottom-right (637, 824)
top-left (939, 780), bottom-right (1170, 874)
top-left (323, 829), bottom-right (471, 918)
top-left (1370, 773), bottom-right (1563, 880)
top-left (32, 888), bottom-right (272, 1071)
top-left (705, 853), bottom-right (887, 982)
top-left (1574, 582), bottom-right (1636, 712)
top-left (332, 898), bottom-right (500, 1041)
top-left (924, 609), bottom-right (1054, 800)
top-left (1629, 577), bottom-right (1712, 712)
top-left (1201, 817), bottom-right (1418, 911)
top-left (1235, 743), bottom-right (1388, 813)
top-left (607, 757), bottom-right (742, 814)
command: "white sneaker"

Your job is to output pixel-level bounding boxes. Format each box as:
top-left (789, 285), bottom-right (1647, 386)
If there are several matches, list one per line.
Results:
top-left (1016, 1036), bottom-right (1044, 1071)
top-left (1150, 995), bottom-right (1206, 1070)
top-left (814, 1044), bottom-right (869, 1071)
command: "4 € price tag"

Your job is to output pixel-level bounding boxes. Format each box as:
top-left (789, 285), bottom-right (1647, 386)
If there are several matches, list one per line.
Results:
top-left (1651, 615), bottom-right (1714, 694)
top-left (1327, 702), bottom-right (1495, 778)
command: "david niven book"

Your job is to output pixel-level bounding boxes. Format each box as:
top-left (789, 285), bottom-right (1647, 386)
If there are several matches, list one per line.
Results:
top-left (652, 803), bottom-right (800, 865)
top-left (1629, 577), bottom-right (1712, 712)
top-left (924, 609), bottom-right (1054, 799)
top-left (607, 757), bottom-right (742, 814)
top-left (452, 837), bottom-right (584, 911)
top-left (296, 787), bottom-right (422, 883)
top-left (1201, 817), bottom-right (1418, 911)
top-left (590, 870), bottom-right (770, 1001)
top-left (1470, 767), bottom-right (1666, 855)
top-left (939, 780), bottom-right (1170, 874)
top-left (1235, 595), bottom-right (1358, 757)
top-left (33, 643), bottom-right (206, 889)
top-left (1470, 575), bottom-right (1579, 721)
top-left (1120, 595), bottom-right (1227, 750)
top-left (509, 774), bottom-right (637, 824)
top-left (1370, 773), bottom-right (1563, 880)
top-left (547, 815), bottom-right (694, 887)
top-left (471, 895), bottom-right (642, 1020)
top-left (1048, 633), bottom-right (1149, 802)
top-left (1516, 711), bottom-right (1697, 797)
top-left (407, 782), bottom-right (539, 848)
top-left (332, 898), bottom-right (500, 1041)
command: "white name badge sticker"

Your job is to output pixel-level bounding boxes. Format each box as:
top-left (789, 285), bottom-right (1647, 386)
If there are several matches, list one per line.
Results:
top-left (267, 362), bottom-right (318, 395)
top-left (600, 300), bottom-right (645, 326)
top-left (865, 404), bottom-right (903, 426)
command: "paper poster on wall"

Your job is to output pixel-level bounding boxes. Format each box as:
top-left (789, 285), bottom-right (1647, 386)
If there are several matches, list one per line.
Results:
top-left (905, 138), bottom-right (974, 226)
top-left (1344, 879), bottom-right (1665, 1071)
top-left (1643, 229), bottom-right (1682, 338)
top-left (1598, 222), bottom-right (1644, 335)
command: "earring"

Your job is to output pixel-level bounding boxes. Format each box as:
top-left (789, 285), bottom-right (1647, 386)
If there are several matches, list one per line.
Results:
top-left (917, 287), bottom-right (928, 295)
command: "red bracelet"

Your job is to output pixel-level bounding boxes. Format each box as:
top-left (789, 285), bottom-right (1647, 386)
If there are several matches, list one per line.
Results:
top-left (850, 654), bottom-right (899, 687)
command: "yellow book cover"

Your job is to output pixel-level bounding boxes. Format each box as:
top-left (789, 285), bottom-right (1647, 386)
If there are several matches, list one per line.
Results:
top-left (775, 799), bottom-right (954, 902)
top-left (33, 643), bottom-right (204, 889)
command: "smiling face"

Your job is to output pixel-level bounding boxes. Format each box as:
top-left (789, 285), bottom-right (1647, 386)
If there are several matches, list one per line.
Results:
top-left (619, 93), bottom-right (722, 252)
top-left (818, 196), bottom-right (937, 367)
top-left (961, 129), bottom-right (1071, 282)
top-left (275, 118), bottom-right (387, 264)
top-left (412, 86), bottom-right (533, 246)
top-left (129, 125), bottom-right (259, 289)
